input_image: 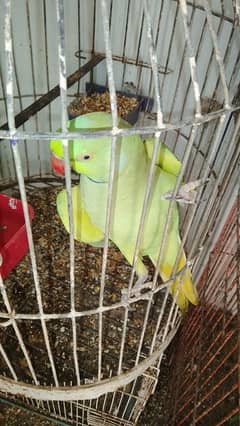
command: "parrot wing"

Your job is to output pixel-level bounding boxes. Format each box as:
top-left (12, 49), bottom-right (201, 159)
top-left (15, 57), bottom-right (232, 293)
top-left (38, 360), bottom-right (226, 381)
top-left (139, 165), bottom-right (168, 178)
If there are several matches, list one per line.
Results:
top-left (56, 185), bottom-right (104, 246)
top-left (143, 138), bottom-right (196, 311)
top-left (144, 137), bottom-right (181, 177)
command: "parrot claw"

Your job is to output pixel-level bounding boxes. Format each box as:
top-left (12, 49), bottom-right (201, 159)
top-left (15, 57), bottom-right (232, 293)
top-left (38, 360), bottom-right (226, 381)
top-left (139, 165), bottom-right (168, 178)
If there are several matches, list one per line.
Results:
top-left (131, 274), bottom-right (153, 298)
top-left (121, 281), bottom-right (153, 305)
top-left (134, 273), bottom-right (149, 288)
top-left (162, 178), bottom-right (209, 205)
top-left (131, 281), bottom-right (153, 298)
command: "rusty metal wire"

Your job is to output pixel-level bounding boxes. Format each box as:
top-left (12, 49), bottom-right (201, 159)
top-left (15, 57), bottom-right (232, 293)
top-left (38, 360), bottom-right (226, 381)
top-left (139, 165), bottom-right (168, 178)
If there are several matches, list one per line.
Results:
top-left (166, 197), bottom-right (240, 425)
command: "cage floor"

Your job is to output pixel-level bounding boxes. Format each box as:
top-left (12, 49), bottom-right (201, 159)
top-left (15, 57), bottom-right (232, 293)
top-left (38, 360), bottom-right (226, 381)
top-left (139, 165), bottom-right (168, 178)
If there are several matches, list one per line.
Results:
top-left (0, 185), bottom-right (173, 390)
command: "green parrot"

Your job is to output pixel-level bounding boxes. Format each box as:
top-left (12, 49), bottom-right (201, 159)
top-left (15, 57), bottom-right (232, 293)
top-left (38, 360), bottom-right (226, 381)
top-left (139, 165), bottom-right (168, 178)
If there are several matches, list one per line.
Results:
top-left (50, 112), bottom-right (198, 311)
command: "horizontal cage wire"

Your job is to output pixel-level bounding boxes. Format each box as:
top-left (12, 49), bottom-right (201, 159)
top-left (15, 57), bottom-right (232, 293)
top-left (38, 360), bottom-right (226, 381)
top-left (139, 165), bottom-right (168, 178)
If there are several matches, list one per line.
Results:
top-left (0, 0), bottom-right (239, 425)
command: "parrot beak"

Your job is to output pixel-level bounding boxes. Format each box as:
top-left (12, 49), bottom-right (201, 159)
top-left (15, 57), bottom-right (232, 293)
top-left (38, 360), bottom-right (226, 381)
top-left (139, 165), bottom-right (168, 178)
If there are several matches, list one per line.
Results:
top-left (51, 153), bottom-right (65, 176)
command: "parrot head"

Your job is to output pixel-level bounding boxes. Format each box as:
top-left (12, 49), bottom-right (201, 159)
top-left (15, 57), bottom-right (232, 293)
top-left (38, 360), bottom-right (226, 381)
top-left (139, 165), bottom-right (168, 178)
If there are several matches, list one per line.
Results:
top-left (50, 112), bottom-right (131, 181)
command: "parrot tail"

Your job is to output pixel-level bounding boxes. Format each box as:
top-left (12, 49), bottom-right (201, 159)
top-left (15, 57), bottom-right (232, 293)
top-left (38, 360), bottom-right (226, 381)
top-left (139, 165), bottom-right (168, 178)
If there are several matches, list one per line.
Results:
top-left (159, 253), bottom-right (198, 312)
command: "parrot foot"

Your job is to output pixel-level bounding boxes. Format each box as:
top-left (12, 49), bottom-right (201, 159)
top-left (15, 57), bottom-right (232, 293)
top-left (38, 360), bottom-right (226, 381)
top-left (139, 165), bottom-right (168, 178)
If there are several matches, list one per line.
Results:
top-left (134, 273), bottom-right (149, 288)
top-left (89, 239), bottom-right (113, 248)
top-left (132, 281), bottom-right (153, 296)
top-left (162, 178), bottom-right (209, 205)
top-left (121, 280), bottom-right (153, 305)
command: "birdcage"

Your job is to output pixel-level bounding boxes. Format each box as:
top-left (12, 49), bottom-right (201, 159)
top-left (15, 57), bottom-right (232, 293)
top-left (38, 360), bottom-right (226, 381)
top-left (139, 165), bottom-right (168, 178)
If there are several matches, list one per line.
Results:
top-left (0, 1), bottom-right (239, 425)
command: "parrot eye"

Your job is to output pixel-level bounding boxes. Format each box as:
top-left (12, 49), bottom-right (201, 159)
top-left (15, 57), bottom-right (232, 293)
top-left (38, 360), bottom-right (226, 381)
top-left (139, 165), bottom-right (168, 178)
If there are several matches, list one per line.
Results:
top-left (78, 153), bottom-right (93, 161)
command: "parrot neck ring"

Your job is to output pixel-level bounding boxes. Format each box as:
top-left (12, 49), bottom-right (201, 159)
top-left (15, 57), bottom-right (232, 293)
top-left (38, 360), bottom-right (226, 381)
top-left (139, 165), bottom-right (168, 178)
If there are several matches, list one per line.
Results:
top-left (86, 176), bottom-right (108, 184)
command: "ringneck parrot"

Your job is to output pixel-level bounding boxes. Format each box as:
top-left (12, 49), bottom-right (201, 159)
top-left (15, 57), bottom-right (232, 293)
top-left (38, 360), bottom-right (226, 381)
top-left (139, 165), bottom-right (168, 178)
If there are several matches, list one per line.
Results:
top-left (50, 112), bottom-right (198, 311)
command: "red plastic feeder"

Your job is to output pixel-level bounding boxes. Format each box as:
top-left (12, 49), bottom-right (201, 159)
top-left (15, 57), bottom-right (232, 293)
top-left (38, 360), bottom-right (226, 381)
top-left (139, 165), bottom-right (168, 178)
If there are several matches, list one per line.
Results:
top-left (0, 194), bottom-right (34, 279)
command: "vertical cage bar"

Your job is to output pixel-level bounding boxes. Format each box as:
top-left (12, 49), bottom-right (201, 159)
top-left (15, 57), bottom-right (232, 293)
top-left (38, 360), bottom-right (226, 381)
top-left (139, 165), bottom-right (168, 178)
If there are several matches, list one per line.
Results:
top-left (81, 399), bottom-right (85, 426)
top-left (144, 0), bottom-right (197, 334)
top-left (149, 124), bottom-right (199, 354)
top-left (118, 0), bottom-right (165, 374)
top-left (51, 400), bottom-right (57, 416)
top-left (98, 0), bottom-right (118, 382)
top-left (55, 0), bottom-right (80, 386)
top-left (143, 0), bottom-right (163, 124)
top-left (9, 8), bottom-right (30, 178)
top-left (179, 0), bottom-right (202, 117)
top-left (162, 114), bottom-right (229, 348)
top-left (190, 114), bottom-right (240, 261)
top-left (235, 0), bottom-right (240, 19)
top-left (4, 0), bottom-right (59, 386)
top-left (0, 273), bottom-right (38, 383)
top-left (76, 400), bottom-right (79, 426)
top-left (0, 343), bottom-right (17, 380)
top-left (182, 13), bottom-right (224, 184)
top-left (120, 0), bottom-right (131, 90)
top-left (62, 383), bottom-right (67, 419)
top-left (188, 113), bottom-right (228, 258)
top-left (118, 137), bottom-right (163, 372)
top-left (43, 0), bottom-right (52, 131)
top-left (77, 0), bottom-right (81, 94)
top-left (203, 0), bottom-right (230, 108)
top-left (154, 43), bottom-right (236, 354)
top-left (26, 0), bottom-right (41, 175)
top-left (109, 388), bottom-right (117, 414)
top-left (168, 4), bottom-right (197, 128)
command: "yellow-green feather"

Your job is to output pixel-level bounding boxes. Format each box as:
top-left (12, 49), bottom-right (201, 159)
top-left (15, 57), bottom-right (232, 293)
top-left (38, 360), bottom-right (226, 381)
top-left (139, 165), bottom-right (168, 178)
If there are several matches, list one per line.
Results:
top-left (50, 112), bottom-right (198, 312)
top-left (56, 185), bottom-right (104, 245)
top-left (144, 137), bottom-right (181, 177)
